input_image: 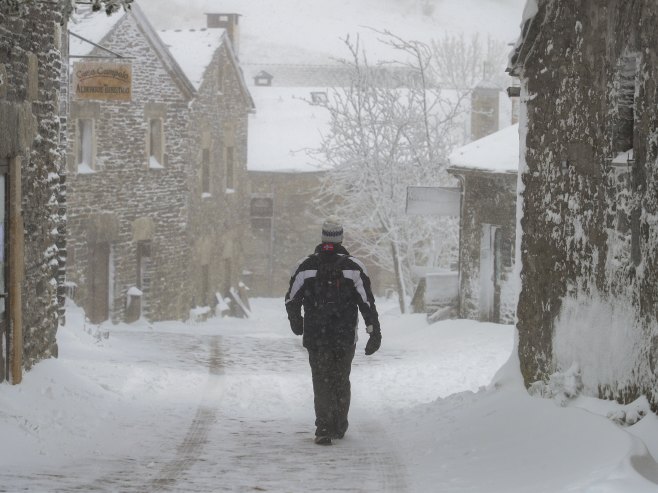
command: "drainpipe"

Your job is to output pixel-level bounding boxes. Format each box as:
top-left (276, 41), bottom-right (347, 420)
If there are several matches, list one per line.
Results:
top-left (453, 173), bottom-right (466, 319)
top-left (9, 156), bottom-right (23, 385)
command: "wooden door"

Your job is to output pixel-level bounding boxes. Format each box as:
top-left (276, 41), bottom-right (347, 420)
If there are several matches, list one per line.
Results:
top-left (89, 242), bottom-right (110, 324)
top-left (479, 224), bottom-right (496, 321)
top-left (492, 228), bottom-right (503, 323)
top-left (0, 161), bottom-right (7, 381)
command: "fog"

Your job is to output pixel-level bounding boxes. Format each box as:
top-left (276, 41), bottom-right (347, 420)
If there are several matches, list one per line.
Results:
top-left (137, 0), bottom-right (527, 64)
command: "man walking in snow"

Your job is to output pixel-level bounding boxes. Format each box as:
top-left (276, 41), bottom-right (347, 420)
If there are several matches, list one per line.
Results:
top-left (285, 216), bottom-right (381, 445)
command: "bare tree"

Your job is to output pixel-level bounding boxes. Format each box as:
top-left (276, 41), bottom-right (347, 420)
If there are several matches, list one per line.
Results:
top-left (431, 32), bottom-right (510, 90)
top-left (1, 0), bottom-right (134, 17)
top-left (316, 33), bottom-right (464, 313)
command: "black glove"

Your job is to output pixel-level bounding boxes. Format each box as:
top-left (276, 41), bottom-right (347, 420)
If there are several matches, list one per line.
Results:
top-left (290, 318), bottom-right (303, 336)
top-left (364, 330), bottom-right (381, 355)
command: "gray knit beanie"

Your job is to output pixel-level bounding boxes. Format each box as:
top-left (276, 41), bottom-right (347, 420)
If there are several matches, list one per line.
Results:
top-left (321, 215), bottom-right (343, 243)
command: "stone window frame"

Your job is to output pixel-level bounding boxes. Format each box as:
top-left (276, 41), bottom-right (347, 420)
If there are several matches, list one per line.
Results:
top-left (145, 103), bottom-right (166, 169)
top-left (223, 122), bottom-right (237, 192)
top-left (201, 147), bottom-right (211, 196)
top-left (613, 53), bottom-right (640, 155)
top-left (250, 195), bottom-right (273, 230)
top-left (225, 146), bottom-right (235, 191)
top-left (69, 102), bottom-right (100, 174)
top-left (609, 52), bottom-right (641, 266)
top-left (217, 54), bottom-right (225, 95)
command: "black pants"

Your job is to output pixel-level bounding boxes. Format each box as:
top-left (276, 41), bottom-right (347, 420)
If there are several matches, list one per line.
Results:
top-left (307, 344), bottom-right (356, 437)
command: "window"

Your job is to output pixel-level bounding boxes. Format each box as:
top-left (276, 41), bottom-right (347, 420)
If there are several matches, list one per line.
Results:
top-left (224, 258), bottom-right (232, 295)
top-left (201, 148), bottom-right (210, 195)
top-left (250, 197), bottom-right (273, 230)
top-left (226, 146), bottom-right (234, 190)
top-left (310, 91), bottom-right (328, 105)
top-left (136, 241), bottom-right (151, 290)
top-left (148, 118), bottom-right (164, 168)
top-left (218, 65), bottom-right (225, 94)
top-left (77, 118), bottom-right (94, 171)
top-left (70, 102), bottom-right (100, 174)
top-left (254, 70), bottom-right (273, 87)
top-left (614, 55), bottom-right (638, 154)
top-left (201, 268), bottom-right (210, 306)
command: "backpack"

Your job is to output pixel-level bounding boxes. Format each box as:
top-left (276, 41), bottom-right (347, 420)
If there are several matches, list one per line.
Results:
top-left (313, 254), bottom-right (348, 316)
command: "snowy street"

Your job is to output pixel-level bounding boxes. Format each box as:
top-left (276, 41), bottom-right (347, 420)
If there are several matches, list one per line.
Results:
top-left (1, 299), bottom-right (658, 492)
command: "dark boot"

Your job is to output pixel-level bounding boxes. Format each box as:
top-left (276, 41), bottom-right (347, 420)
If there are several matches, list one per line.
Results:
top-left (314, 435), bottom-right (332, 445)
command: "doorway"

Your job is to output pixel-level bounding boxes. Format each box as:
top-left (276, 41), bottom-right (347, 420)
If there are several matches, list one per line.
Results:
top-left (89, 242), bottom-right (111, 324)
top-left (479, 224), bottom-right (502, 322)
top-left (0, 160), bottom-right (7, 381)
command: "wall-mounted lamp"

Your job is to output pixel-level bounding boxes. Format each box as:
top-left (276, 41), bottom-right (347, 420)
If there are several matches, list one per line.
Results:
top-left (506, 86), bottom-right (521, 98)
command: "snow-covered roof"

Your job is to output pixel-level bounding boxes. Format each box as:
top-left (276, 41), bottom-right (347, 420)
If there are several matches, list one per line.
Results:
top-left (158, 28), bottom-right (226, 90)
top-left (248, 86), bottom-right (330, 173)
top-left (449, 123), bottom-right (519, 173)
top-left (507, 0), bottom-right (541, 75)
top-left (68, 6), bottom-right (127, 57)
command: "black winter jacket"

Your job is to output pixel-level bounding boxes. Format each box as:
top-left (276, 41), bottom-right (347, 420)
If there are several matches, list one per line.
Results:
top-left (285, 244), bottom-right (381, 350)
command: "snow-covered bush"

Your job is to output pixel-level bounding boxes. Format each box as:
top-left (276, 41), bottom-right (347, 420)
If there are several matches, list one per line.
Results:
top-left (528, 364), bottom-right (584, 407)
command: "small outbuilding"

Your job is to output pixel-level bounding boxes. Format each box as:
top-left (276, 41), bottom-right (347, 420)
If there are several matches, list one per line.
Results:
top-left (448, 123), bottom-right (519, 324)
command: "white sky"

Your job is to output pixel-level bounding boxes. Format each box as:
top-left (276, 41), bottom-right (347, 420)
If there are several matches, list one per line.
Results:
top-left (137, 0), bottom-right (528, 64)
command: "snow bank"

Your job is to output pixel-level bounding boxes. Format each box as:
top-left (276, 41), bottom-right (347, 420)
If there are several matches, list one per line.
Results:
top-left (553, 289), bottom-right (645, 398)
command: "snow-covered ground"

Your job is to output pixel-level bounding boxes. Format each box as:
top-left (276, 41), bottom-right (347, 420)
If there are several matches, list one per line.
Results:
top-left (1, 298), bottom-right (657, 492)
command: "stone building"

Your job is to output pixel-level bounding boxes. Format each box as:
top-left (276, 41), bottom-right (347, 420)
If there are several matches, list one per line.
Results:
top-left (245, 80), bottom-right (329, 297)
top-left (245, 72), bottom-right (392, 297)
top-left (0, 3), bottom-right (67, 382)
top-left (448, 124), bottom-right (519, 324)
top-left (509, 0), bottom-right (658, 409)
top-left (160, 16), bottom-right (254, 313)
top-left (66, 5), bottom-right (252, 323)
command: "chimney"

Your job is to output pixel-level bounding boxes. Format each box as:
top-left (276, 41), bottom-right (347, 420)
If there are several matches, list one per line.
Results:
top-left (206, 13), bottom-right (241, 56)
top-left (470, 81), bottom-right (500, 141)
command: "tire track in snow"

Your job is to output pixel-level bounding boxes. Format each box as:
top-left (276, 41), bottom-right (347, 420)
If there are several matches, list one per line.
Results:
top-left (167, 334), bottom-right (409, 492)
top-left (63, 333), bottom-right (223, 493)
top-left (148, 335), bottom-right (223, 492)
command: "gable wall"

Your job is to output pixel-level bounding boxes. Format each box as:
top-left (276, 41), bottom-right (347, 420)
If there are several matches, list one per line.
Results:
top-left (66, 13), bottom-right (192, 322)
top-left (186, 42), bottom-right (250, 307)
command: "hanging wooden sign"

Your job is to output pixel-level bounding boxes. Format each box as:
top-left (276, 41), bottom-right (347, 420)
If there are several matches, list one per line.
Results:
top-left (73, 61), bottom-right (132, 101)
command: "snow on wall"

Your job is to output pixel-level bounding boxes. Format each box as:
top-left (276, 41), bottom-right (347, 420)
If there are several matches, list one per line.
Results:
top-left (553, 288), bottom-right (648, 398)
top-left (514, 0), bottom-right (658, 410)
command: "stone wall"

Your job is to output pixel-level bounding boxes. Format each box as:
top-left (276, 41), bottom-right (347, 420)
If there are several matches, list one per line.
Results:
top-left (245, 171), bottom-right (324, 297)
top-left (245, 170), bottom-right (395, 298)
top-left (186, 41), bottom-right (251, 308)
top-left (512, 0), bottom-right (658, 409)
top-left (0, 3), bottom-right (65, 373)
